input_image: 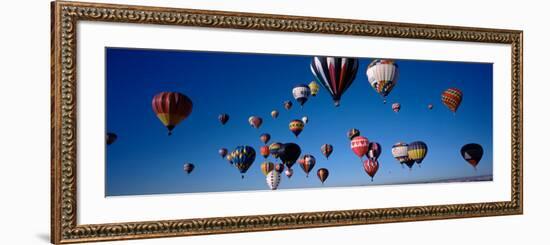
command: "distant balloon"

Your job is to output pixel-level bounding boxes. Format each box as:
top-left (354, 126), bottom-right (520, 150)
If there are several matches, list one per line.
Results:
top-left (269, 142), bottom-right (283, 159)
top-left (301, 116), bottom-right (309, 124)
top-left (106, 132), bottom-right (117, 145)
top-left (392, 103), bottom-right (401, 113)
top-left (229, 146), bottom-right (256, 178)
top-left (271, 110), bottom-right (279, 119)
top-left (311, 56), bottom-right (359, 106)
top-left (218, 113), bottom-right (229, 125)
top-left (183, 163), bottom-right (195, 174)
top-left (321, 144), bottom-right (333, 159)
top-left (275, 163), bottom-right (285, 173)
top-left (218, 148), bottom-right (228, 159)
top-left (285, 168), bottom-right (294, 178)
top-left (428, 104), bottom-right (434, 110)
top-left (260, 133), bottom-right (271, 145)
top-left (461, 143), bottom-right (484, 169)
top-left (266, 170), bottom-right (282, 190)
top-left (441, 88), bottom-right (463, 113)
top-left (366, 59), bottom-right (399, 103)
top-left (363, 159), bottom-right (379, 181)
top-left (367, 142), bottom-right (382, 161)
top-left (408, 141), bottom-right (428, 164)
top-left (350, 136), bottom-right (369, 159)
top-left (391, 142), bottom-right (409, 164)
top-left (284, 100), bottom-right (293, 110)
top-left (292, 84), bottom-right (311, 107)
top-left (248, 116), bottom-right (263, 129)
top-left (317, 168), bottom-right (329, 184)
top-left (279, 143), bottom-right (301, 169)
top-left (308, 81), bottom-right (320, 96)
top-left (260, 161), bottom-right (275, 176)
top-left (152, 92), bottom-right (193, 135)
top-left (289, 119), bottom-right (305, 137)
top-left (347, 128), bottom-right (360, 140)
top-left (260, 145), bottom-right (270, 159)
top-left (298, 154), bottom-right (316, 177)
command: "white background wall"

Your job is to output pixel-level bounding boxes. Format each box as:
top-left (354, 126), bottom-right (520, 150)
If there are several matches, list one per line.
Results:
top-left (0, 0), bottom-right (547, 244)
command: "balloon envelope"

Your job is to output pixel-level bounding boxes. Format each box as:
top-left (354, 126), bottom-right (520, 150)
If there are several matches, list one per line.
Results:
top-left (392, 103), bottom-right (401, 113)
top-left (317, 168), bottom-right (329, 184)
top-left (289, 119), bottom-right (305, 137)
top-left (391, 142), bottom-right (409, 163)
top-left (260, 133), bottom-right (271, 144)
top-left (367, 142), bottom-right (382, 161)
top-left (218, 113), bottom-right (229, 125)
top-left (366, 59), bottom-right (399, 103)
top-left (106, 132), bottom-right (117, 145)
top-left (183, 163), bottom-right (195, 174)
top-left (260, 162), bottom-right (275, 176)
top-left (298, 154), bottom-right (316, 177)
top-left (311, 56), bottom-right (359, 106)
top-left (321, 144), bottom-right (333, 159)
top-left (279, 143), bottom-right (301, 169)
top-left (229, 146), bottom-right (256, 178)
top-left (248, 116), bottom-right (263, 129)
top-left (408, 141), bottom-right (428, 164)
top-left (292, 84), bottom-right (311, 106)
top-left (441, 88), bottom-right (463, 113)
top-left (308, 81), bottom-right (320, 96)
top-left (351, 136), bottom-right (369, 158)
top-left (363, 159), bottom-right (379, 181)
top-left (152, 92), bottom-right (193, 135)
top-left (266, 170), bottom-right (282, 190)
top-left (347, 128), bottom-right (360, 140)
top-left (461, 143), bottom-right (484, 168)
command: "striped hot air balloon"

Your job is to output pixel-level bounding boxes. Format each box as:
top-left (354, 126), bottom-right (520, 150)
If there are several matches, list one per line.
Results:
top-left (347, 128), bottom-right (361, 140)
top-left (266, 170), bottom-right (282, 190)
top-left (151, 92), bottom-right (193, 135)
top-left (308, 81), bottom-right (320, 96)
top-left (269, 142), bottom-right (283, 159)
top-left (366, 59), bottom-right (399, 103)
top-left (351, 136), bottom-right (369, 159)
top-left (321, 144), bottom-right (333, 159)
top-left (391, 142), bottom-right (409, 165)
top-left (367, 142), bottom-right (382, 161)
top-left (298, 154), bottom-right (316, 177)
top-left (218, 113), bottom-right (229, 125)
top-left (461, 143), bottom-right (484, 169)
top-left (248, 116), bottom-right (263, 129)
top-left (363, 159), bottom-right (379, 181)
top-left (441, 88), bottom-right (463, 113)
top-left (317, 168), bottom-right (329, 184)
top-left (260, 162), bottom-right (275, 176)
top-left (289, 119), bottom-right (305, 137)
top-left (292, 84), bottom-right (311, 107)
top-left (311, 56), bottom-right (359, 106)
top-left (392, 103), bottom-right (401, 113)
top-left (229, 146), bottom-right (256, 178)
top-left (408, 141), bottom-right (428, 164)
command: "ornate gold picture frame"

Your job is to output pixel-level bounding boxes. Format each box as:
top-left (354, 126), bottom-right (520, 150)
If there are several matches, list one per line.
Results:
top-left (51, 1), bottom-right (523, 244)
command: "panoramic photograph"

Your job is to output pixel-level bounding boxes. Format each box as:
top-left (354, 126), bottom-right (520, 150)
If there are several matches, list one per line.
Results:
top-left (105, 47), bottom-right (493, 196)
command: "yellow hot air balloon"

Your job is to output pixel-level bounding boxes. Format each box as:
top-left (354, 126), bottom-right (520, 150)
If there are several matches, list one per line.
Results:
top-left (308, 81), bottom-right (320, 96)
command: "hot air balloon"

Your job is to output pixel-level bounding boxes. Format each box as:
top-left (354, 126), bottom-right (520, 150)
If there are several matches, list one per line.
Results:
top-left (260, 145), bottom-right (270, 159)
top-left (229, 146), bottom-right (256, 178)
top-left (391, 142), bottom-right (409, 165)
top-left (292, 84), bottom-right (311, 107)
top-left (284, 100), bottom-right (293, 110)
top-left (260, 161), bottom-right (275, 176)
top-left (260, 133), bottom-right (271, 145)
top-left (367, 142), bottom-right (382, 161)
top-left (321, 144), bottom-right (333, 159)
top-left (218, 148), bottom-right (228, 159)
top-left (404, 157), bottom-right (415, 170)
top-left (266, 170), bottom-right (282, 190)
top-left (289, 119), bottom-right (305, 137)
top-left (152, 92), bottom-right (193, 135)
top-left (317, 168), bottom-right (329, 184)
top-left (218, 113), bottom-right (229, 125)
top-left (269, 142), bottom-right (283, 159)
top-left (275, 163), bottom-right (285, 173)
top-left (363, 159), bottom-right (379, 181)
top-left (351, 136), bottom-right (369, 159)
top-left (271, 110), bottom-right (279, 119)
top-left (183, 163), bottom-right (195, 174)
top-left (347, 128), bottom-right (360, 140)
top-left (461, 143), bottom-right (484, 169)
top-left (428, 104), bottom-right (434, 110)
top-left (441, 88), bottom-right (463, 113)
top-left (298, 154), bottom-right (316, 177)
top-left (392, 103), bottom-right (401, 113)
top-left (106, 132), bottom-right (117, 145)
top-left (248, 116), bottom-right (263, 129)
top-left (311, 56), bottom-right (359, 106)
top-left (285, 168), bottom-right (294, 178)
top-left (366, 59), bottom-right (399, 103)
top-left (301, 116), bottom-right (309, 124)
top-left (308, 81), bottom-right (320, 96)
top-left (408, 141), bottom-right (428, 164)
top-left (279, 143), bottom-right (301, 169)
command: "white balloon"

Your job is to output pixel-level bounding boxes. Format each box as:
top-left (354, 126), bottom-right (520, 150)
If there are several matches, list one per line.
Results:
top-left (266, 170), bottom-right (281, 190)
top-left (301, 116), bottom-right (309, 124)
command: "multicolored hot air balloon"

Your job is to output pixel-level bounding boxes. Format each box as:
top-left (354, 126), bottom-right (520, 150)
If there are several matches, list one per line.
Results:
top-left (260, 161), bottom-right (275, 176)
top-left (284, 100), bottom-right (293, 110)
top-left (317, 168), bottom-right (329, 184)
top-left (183, 163), bottom-right (195, 174)
top-left (441, 88), bottom-right (463, 113)
top-left (152, 92), bottom-right (193, 135)
top-left (392, 103), bottom-right (401, 113)
top-left (367, 142), bottom-right (382, 161)
top-left (366, 59), bottom-right (399, 103)
top-left (298, 154), bottom-right (316, 177)
top-left (106, 132), bottom-right (117, 145)
top-left (408, 141), bottom-right (428, 164)
top-left (347, 128), bottom-right (360, 140)
top-left (363, 159), bottom-right (379, 181)
top-left (311, 56), bottom-right (359, 106)
top-left (289, 119), bottom-right (305, 137)
top-left (428, 104), bottom-right (434, 110)
top-left (391, 142), bottom-right (409, 165)
top-left (351, 136), bottom-right (369, 159)
top-left (292, 84), bottom-right (311, 107)
top-left (269, 142), bottom-right (283, 159)
top-left (461, 143), bottom-right (484, 169)
top-left (229, 146), bottom-right (256, 178)
top-left (275, 163), bottom-right (285, 173)
top-left (302, 116), bottom-right (309, 124)
top-left (218, 113), bottom-right (229, 125)
top-left (308, 81), bottom-right (320, 96)
top-left (285, 168), bottom-right (294, 178)
top-left (260, 133), bottom-right (271, 145)
top-left (266, 170), bottom-right (281, 190)
top-left (321, 144), bottom-right (333, 159)
top-left (248, 116), bottom-right (263, 129)
top-left (260, 145), bottom-right (270, 159)
top-left (279, 143), bottom-right (301, 169)
top-left (218, 148), bottom-right (228, 159)
top-left (271, 110), bottom-right (279, 119)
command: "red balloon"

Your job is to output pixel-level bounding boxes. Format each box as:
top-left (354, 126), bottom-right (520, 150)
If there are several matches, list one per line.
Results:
top-left (260, 145), bottom-right (270, 159)
top-left (152, 92), bottom-right (193, 135)
top-left (363, 159), bottom-right (379, 181)
top-left (350, 136), bottom-right (369, 159)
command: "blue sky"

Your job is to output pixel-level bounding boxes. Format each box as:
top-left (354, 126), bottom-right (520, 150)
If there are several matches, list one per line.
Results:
top-left (105, 47), bottom-right (493, 196)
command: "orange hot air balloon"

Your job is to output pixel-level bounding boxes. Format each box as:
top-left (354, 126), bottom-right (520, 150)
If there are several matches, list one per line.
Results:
top-left (260, 145), bottom-right (270, 159)
top-left (260, 162), bottom-right (275, 176)
top-left (152, 92), bottom-right (193, 135)
top-left (441, 88), bottom-right (463, 113)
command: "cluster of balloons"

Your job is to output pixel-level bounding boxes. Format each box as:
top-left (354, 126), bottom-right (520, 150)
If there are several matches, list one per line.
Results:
top-left (391, 141), bottom-right (428, 170)
top-left (347, 129), bottom-right (382, 181)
